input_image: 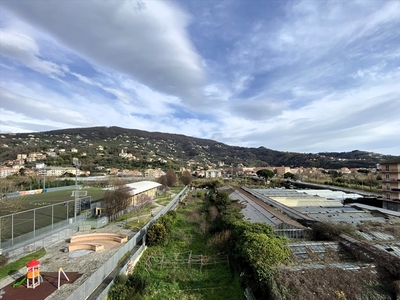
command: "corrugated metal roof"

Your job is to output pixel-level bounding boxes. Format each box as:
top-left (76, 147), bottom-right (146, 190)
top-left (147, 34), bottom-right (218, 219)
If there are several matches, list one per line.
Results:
top-left (269, 196), bottom-right (343, 207)
top-left (350, 203), bottom-right (400, 217)
top-left (294, 206), bottom-right (388, 225)
top-left (375, 244), bottom-right (400, 258)
top-left (125, 181), bottom-right (162, 195)
top-left (104, 180), bottom-right (161, 195)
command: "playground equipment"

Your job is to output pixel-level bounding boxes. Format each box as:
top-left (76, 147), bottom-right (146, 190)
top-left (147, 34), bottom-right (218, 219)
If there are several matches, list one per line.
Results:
top-left (57, 267), bottom-right (70, 289)
top-left (26, 259), bottom-right (43, 289)
top-left (12, 277), bottom-right (26, 288)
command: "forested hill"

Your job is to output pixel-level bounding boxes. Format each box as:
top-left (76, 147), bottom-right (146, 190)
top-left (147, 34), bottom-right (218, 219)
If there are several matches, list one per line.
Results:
top-left (0, 126), bottom-right (396, 169)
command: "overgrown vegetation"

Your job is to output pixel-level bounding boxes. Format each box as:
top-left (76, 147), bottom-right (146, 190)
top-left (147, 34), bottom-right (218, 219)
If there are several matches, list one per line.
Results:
top-left (109, 186), bottom-right (292, 299)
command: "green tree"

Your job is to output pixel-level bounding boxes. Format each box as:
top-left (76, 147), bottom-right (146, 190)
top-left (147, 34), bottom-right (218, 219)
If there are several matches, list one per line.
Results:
top-left (147, 222), bottom-right (167, 246)
top-left (283, 172), bottom-right (295, 179)
top-left (256, 169), bottom-right (274, 180)
top-left (158, 211), bottom-right (177, 232)
top-left (215, 191), bottom-right (231, 209)
top-left (238, 232), bottom-right (290, 280)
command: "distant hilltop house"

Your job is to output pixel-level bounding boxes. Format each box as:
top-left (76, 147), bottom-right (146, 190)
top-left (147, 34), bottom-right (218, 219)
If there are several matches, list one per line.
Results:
top-left (381, 158), bottom-right (400, 211)
top-left (0, 166), bottom-right (18, 178)
top-left (144, 168), bottom-right (165, 179)
top-left (205, 169), bottom-right (222, 178)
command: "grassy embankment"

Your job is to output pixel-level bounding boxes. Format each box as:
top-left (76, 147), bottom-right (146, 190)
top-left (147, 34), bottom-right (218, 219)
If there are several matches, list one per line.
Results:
top-left (0, 248), bottom-right (46, 280)
top-left (114, 196), bottom-right (243, 299)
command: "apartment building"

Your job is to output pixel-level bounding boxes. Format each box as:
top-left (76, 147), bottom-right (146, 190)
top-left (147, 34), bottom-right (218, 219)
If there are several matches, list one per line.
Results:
top-left (381, 158), bottom-right (400, 211)
top-left (205, 169), bottom-right (222, 178)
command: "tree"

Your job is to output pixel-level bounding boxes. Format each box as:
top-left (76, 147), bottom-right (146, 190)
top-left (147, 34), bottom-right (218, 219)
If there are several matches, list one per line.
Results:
top-left (365, 172), bottom-right (378, 191)
top-left (180, 170), bottom-right (193, 186)
top-left (132, 193), bottom-right (153, 223)
top-left (256, 169), bottom-right (274, 180)
top-left (166, 169), bottom-right (177, 187)
top-left (158, 210), bottom-right (177, 232)
top-left (102, 183), bottom-right (131, 221)
top-left (147, 222), bottom-right (167, 246)
top-left (215, 191), bottom-right (231, 209)
top-left (157, 175), bottom-right (168, 187)
top-left (283, 172), bottom-right (295, 179)
top-left (238, 232), bottom-right (290, 280)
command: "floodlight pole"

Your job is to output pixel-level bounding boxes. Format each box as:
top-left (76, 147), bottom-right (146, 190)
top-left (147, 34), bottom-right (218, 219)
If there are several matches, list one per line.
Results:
top-left (73, 159), bottom-right (81, 222)
top-left (42, 164), bottom-right (46, 192)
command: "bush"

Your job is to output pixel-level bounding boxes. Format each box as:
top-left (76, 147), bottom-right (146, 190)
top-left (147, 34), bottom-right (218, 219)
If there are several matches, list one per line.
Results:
top-left (108, 275), bottom-right (129, 300)
top-left (158, 211), bottom-right (177, 232)
top-left (147, 222), bottom-right (168, 246)
top-left (127, 273), bottom-right (149, 294)
top-left (0, 254), bottom-right (8, 268)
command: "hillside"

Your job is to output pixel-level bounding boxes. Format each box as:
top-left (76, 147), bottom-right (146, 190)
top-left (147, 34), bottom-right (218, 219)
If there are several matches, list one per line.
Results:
top-left (0, 126), bottom-right (396, 170)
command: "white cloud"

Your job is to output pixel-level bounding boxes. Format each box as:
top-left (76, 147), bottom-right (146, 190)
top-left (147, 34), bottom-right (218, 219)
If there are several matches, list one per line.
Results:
top-left (0, 0), bottom-right (399, 155)
top-left (2, 0), bottom-right (206, 105)
top-left (0, 86), bottom-right (94, 129)
top-left (0, 29), bottom-right (65, 76)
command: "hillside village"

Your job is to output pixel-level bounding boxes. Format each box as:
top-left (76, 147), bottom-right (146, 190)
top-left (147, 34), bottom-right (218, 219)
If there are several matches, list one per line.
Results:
top-left (0, 127), bottom-right (389, 185)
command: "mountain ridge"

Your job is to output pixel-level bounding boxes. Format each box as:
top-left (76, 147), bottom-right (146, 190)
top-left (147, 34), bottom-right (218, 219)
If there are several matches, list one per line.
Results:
top-left (0, 126), bottom-right (397, 170)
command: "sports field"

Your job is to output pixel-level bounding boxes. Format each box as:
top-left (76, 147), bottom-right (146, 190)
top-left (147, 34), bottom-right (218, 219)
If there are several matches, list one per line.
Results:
top-left (0, 187), bottom-right (106, 244)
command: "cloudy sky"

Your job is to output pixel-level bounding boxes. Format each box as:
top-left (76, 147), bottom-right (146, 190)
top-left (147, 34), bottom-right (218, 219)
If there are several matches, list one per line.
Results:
top-left (1, 0), bottom-right (399, 155)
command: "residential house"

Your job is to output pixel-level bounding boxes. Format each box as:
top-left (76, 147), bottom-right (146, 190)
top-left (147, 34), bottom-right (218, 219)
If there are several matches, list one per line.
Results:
top-left (0, 166), bottom-right (17, 178)
top-left (205, 169), bottom-right (222, 178)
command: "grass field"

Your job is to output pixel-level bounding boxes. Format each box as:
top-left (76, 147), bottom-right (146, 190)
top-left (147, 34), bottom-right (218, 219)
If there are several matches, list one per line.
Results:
top-left (1, 187), bottom-right (106, 217)
top-left (0, 188), bottom-right (106, 243)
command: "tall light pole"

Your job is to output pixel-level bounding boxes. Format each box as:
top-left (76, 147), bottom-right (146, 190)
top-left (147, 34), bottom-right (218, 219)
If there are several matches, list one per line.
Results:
top-left (39, 164), bottom-right (47, 192)
top-left (43, 164), bottom-right (46, 192)
top-left (73, 158), bottom-right (81, 222)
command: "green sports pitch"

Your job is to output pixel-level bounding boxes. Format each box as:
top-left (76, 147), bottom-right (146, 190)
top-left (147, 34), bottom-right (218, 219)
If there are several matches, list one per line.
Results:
top-left (0, 188), bottom-right (106, 244)
top-left (1, 187), bottom-right (106, 217)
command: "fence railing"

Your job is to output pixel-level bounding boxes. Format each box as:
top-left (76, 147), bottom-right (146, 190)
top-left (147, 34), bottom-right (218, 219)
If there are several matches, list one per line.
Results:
top-left (2, 214), bottom-right (88, 263)
top-left (66, 186), bottom-right (189, 300)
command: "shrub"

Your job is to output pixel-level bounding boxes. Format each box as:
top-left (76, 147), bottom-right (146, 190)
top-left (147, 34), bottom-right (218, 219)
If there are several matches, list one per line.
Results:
top-left (147, 222), bottom-right (168, 246)
top-left (0, 253), bottom-right (8, 268)
top-left (108, 275), bottom-right (129, 300)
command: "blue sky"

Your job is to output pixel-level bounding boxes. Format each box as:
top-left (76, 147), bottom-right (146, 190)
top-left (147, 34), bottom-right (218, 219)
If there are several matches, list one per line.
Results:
top-left (0, 0), bottom-right (399, 155)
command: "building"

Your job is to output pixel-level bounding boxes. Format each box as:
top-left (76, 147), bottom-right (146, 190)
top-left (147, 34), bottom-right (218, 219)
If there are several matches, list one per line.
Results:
top-left (0, 166), bottom-right (17, 178)
top-left (381, 158), bottom-right (400, 211)
top-left (205, 169), bottom-right (222, 178)
top-left (103, 181), bottom-right (162, 208)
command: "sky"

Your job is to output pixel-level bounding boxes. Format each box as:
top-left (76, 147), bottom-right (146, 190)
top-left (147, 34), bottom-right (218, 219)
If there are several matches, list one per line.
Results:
top-left (0, 0), bottom-right (399, 155)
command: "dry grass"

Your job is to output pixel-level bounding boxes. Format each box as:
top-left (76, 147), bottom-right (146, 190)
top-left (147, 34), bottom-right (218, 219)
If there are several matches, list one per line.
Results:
top-left (270, 266), bottom-right (393, 300)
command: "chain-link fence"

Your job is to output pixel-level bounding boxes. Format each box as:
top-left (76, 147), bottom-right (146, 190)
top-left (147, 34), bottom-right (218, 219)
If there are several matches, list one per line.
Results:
top-left (2, 214), bottom-right (88, 263)
top-left (0, 200), bottom-right (85, 250)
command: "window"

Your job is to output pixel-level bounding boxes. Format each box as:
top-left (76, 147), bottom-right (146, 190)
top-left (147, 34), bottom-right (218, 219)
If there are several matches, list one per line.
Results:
top-left (385, 165), bottom-right (390, 171)
top-left (386, 184), bottom-right (391, 190)
top-left (385, 174), bottom-right (390, 181)
top-left (386, 193), bottom-right (391, 200)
